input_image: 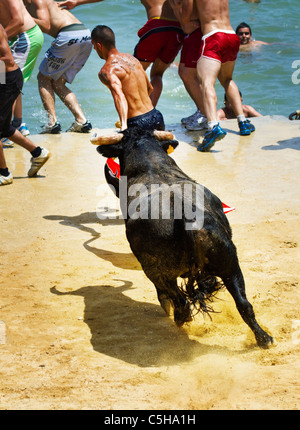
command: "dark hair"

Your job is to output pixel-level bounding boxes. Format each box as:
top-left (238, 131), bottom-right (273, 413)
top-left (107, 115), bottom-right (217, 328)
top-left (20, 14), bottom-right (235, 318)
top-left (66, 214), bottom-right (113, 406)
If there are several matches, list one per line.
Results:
top-left (91, 25), bottom-right (116, 48)
top-left (224, 90), bottom-right (242, 102)
top-left (235, 22), bottom-right (252, 35)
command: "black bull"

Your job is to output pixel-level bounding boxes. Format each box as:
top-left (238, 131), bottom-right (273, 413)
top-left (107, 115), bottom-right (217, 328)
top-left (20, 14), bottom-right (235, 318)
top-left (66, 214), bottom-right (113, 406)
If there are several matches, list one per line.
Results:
top-left (95, 127), bottom-right (273, 348)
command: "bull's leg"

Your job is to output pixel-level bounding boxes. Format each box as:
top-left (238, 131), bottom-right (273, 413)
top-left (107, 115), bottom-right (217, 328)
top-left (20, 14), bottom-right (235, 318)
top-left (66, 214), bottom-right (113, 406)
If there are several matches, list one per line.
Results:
top-left (143, 269), bottom-right (192, 326)
top-left (222, 264), bottom-right (273, 348)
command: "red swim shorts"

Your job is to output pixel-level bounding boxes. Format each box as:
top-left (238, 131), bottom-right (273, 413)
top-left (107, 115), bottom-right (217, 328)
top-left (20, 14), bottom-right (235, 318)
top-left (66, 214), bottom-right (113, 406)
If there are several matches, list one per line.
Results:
top-left (201, 30), bottom-right (241, 63)
top-left (134, 18), bottom-right (184, 64)
top-left (180, 28), bottom-right (203, 68)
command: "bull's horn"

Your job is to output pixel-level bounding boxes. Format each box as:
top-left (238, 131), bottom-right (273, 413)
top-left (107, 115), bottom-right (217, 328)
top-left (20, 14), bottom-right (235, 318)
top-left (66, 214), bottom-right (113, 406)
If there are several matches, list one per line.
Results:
top-left (90, 132), bottom-right (124, 146)
top-left (153, 130), bottom-right (174, 141)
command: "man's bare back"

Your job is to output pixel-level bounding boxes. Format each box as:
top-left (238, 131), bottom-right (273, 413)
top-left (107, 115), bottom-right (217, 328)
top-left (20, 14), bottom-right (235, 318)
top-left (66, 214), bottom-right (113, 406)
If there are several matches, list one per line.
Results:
top-left (141, 0), bottom-right (176, 20)
top-left (193, 0), bottom-right (233, 35)
top-left (100, 52), bottom-right (153, 120)
top-left (35, 0), bottom-right (81, 37)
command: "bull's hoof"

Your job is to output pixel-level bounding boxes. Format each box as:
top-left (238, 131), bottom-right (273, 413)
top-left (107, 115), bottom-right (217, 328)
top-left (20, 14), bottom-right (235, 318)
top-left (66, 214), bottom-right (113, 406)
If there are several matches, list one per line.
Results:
top-left (256, 331), bottom-right (274, 348)
top-left (174, 304), bottom-right (193, 327)
top-left (160, 298), bottom-right (174, 317)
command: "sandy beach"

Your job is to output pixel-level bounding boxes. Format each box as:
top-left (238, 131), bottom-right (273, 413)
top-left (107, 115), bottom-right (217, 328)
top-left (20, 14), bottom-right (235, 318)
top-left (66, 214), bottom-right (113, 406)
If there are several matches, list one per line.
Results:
top-left (0, 116), bottom-right (299, 410)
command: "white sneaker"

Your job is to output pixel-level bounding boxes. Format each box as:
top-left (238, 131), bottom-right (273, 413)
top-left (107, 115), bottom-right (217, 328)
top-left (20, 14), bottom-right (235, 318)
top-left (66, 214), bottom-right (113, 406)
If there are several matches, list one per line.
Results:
top-left (1, 137), bottom-right (14, 147)
top-left (40, 122), bottom-right (61, 134)
top-left (17, 123), bottom-right (30, 136)
top-left (28, 148), bottom-right (51, 177)
top-left (185, 117), bottom-right (208, 131)
top-left (181, 110), bottom-right (201, 125)
top-left (0, 172), bottom-right (13, 185)
top-left (66, 120), bottom-right (92, 133)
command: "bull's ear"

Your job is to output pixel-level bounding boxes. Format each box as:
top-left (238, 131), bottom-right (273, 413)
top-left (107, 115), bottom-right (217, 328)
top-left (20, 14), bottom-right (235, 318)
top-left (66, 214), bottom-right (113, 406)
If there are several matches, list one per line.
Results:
top-left (161, 139), bottom-right (179, 154)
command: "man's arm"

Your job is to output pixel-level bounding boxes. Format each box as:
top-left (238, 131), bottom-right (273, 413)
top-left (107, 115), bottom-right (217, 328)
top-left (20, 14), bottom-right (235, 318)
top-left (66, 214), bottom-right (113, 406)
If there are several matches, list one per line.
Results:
top-left (99, 66), bottom-right (128, 131)
top-left (243, 104), bottom-right (262, 117)
top-left (216, 108), bottom-right (227, 121)
top-left (145, 73), bottom-right (153, 97)
top-left (3, 0), bottom-right (24, 38)
top-left (57, 0), bottom-right (103, 10)
top-left (0, 25), bottom-right (15, 66)
top-left (169, 0), bottom-right (199, 33)
top-left (175, 0), bottom-right (194, 25)
top-left (24, 0), bottom-right (50, 33)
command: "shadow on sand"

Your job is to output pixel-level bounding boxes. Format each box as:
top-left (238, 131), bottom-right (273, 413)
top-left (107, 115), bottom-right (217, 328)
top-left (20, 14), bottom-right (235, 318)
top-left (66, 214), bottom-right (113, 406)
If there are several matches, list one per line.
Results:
top-left (51, 282), bottom-right (231, 367)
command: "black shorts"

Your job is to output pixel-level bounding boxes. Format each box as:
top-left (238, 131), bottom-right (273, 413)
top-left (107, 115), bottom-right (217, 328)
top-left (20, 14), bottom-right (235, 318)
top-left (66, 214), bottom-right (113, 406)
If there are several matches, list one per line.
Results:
top-left (127, 108), bottom-right (165, 131)
top-left (0, 68), bottom-right (23, 139)
top-left (105, 108), bottom-right (165, 196)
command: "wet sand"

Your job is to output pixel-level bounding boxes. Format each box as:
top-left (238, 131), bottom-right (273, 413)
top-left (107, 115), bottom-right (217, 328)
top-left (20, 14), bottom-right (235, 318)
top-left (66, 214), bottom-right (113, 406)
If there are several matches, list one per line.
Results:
top-left (0, 116), bottom-right (299, 409)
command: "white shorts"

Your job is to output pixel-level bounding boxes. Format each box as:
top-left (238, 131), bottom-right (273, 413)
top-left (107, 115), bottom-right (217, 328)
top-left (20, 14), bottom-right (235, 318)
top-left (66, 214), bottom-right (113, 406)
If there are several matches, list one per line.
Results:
top-left (39, 24), bottom-right (92, 83)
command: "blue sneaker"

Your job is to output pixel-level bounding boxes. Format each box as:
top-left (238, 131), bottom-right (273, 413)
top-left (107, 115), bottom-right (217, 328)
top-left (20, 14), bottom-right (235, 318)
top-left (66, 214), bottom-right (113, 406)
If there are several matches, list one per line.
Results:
top-left (239, 120), bottom-right (255, 136)
top-left (17, 123), bottom-right (30, 136)
top-left (1, 137), bottom-right (14, 147)
top-left (197, 123), bottom-right (227, 152)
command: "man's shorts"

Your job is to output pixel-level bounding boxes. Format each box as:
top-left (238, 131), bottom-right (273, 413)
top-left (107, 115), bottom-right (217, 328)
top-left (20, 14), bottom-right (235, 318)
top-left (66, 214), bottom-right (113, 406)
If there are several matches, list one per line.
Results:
top-left (0, 68), bottom-right (23, 138)
top-left (39, 23), bottom-right (92, 83)
top-left (127, 108), bottom-right (165, 131)
top-left (134, 18), bottom-right (184, 64)
top-left (200, 30), bottom-right (241, 63)
top-left (180, 28), bottom-right (203, 68)
top-left (9, 25), bottom-right (44, 83)
top-left (105, 108), bottom-right (165, 196)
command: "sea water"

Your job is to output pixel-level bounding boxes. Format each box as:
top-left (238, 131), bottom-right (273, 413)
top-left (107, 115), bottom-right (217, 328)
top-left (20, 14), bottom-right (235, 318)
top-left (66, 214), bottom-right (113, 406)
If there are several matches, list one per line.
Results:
top-left (22, 0), bottom-right (300, 134)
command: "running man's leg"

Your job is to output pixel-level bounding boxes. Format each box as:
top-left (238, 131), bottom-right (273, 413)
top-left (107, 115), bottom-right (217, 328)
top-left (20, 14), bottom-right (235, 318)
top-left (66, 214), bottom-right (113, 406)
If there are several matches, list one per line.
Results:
top-left (149, 58), bottom-right (170, 107)
top-left (196, 57), bottom-right (226, 151)
top-left (218, 61), bottom-right (243, 117)
top-left (218, 61), bottom-right (255, 135)
top-left (38, 72), bottom-right (57, 126)
top-left (52, 75), bottom-right (87, 125)
top-left (196, 56), bottom-right (220, 123)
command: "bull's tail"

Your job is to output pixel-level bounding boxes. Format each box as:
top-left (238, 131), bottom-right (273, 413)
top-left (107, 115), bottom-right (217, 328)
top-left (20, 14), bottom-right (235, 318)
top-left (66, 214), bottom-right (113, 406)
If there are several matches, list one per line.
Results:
top-left (180, 228), bottom-right (224, 319)
top-left (180, 270), bottom-right (223, 319)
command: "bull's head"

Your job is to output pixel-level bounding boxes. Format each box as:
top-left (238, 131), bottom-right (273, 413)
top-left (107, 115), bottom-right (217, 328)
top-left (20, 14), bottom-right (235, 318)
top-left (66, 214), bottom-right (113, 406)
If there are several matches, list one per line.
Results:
top-left (91, 127), bottom-right (179, 159)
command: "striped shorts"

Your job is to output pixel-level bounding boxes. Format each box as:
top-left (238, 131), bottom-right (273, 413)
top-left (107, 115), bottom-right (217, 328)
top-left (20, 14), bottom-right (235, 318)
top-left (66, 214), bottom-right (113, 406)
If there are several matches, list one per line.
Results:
top-left (9, 25), bottom-right (44, 83)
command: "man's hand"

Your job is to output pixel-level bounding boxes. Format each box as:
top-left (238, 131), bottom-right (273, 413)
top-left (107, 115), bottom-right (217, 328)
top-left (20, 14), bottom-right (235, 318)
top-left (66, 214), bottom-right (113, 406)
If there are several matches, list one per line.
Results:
top-left (56, 0), bottom-right (78, 10)
top-left (57, 0), bottom-right (104, 9)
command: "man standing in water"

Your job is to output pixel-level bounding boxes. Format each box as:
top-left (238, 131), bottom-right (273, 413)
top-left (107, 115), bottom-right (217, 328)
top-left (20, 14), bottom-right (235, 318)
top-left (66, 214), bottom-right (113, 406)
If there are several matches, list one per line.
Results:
top-left (133, 0), bottom-right (184, 107)
top-left (236, 22), bottom-right (269, 51)
top-left (179, 0), bottom-right (256, 151)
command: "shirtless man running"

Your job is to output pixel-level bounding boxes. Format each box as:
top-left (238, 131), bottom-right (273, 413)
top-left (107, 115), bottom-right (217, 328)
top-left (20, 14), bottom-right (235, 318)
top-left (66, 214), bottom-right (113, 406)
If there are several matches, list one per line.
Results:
top-left (91, 24), bottom-right (165, 132)
top-left (91, 24), bottom-right (165, 195)
top-left (180, 0), bottom-right (255, 151)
